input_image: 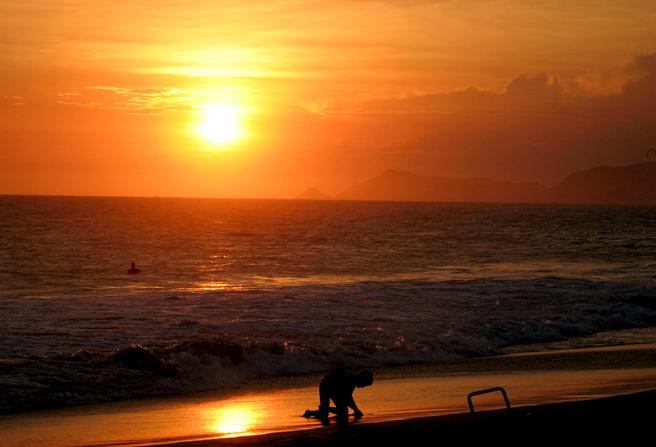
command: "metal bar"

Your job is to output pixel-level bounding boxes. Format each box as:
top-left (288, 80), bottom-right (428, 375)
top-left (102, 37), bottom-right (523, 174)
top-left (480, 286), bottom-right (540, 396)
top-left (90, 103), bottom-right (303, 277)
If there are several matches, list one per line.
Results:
top-left (467, 386), bottom-right (511, 414)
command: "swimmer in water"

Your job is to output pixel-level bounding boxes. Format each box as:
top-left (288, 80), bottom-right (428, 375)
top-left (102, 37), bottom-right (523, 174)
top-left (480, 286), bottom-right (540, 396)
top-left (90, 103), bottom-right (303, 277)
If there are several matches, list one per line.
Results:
top-left (127, 262), bottom-right (141, 274)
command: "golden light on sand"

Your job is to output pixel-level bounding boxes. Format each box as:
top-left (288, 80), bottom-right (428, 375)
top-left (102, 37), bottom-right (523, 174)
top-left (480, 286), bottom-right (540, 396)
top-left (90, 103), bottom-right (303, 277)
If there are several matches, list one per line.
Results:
top-left (210, 403), bottom-right (259, 437)
top-left (198, 103), bottom-right (243, 145)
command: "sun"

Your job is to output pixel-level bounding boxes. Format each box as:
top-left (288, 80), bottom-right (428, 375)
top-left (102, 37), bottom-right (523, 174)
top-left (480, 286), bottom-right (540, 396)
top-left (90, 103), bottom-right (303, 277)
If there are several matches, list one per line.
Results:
top-left (198, 103), bottom-right (243, 145)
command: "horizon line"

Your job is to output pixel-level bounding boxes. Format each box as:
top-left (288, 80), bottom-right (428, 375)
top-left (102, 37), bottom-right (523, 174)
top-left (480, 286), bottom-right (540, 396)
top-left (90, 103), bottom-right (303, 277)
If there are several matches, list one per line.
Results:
top-left (0, 193), bottom-right (650, 208)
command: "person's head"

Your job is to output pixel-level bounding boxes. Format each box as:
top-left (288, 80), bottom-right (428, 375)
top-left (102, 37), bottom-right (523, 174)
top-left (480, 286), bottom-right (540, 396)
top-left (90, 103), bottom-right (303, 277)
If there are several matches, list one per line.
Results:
top-left (355, 370), bottom-right (374, 388)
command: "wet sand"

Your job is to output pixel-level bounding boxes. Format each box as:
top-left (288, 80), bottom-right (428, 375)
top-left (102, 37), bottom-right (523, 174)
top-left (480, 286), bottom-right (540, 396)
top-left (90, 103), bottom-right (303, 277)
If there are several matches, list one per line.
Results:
top-left (2, 344), bottom-right (655, 447)
top-left (157, 389), bottom-right (656, 446)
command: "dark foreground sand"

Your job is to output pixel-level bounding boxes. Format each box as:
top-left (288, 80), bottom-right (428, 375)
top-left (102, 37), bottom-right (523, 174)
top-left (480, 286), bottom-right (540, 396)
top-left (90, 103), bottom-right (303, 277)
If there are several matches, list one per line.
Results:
top-left (156, 389), bottom-right (655, 446)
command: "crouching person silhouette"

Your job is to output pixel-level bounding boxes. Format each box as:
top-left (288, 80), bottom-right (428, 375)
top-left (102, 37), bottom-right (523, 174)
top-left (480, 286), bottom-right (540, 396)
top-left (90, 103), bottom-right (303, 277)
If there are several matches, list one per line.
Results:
top-left (304, 370), bottom-right (374, 423)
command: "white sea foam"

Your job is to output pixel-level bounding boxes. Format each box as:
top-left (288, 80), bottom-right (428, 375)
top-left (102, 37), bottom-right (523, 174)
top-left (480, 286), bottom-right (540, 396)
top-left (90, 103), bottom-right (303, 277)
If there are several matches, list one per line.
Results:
top-left (1, 197), bottom-right (655, 411)
top-left (2, 277), bottom-right (655, 412)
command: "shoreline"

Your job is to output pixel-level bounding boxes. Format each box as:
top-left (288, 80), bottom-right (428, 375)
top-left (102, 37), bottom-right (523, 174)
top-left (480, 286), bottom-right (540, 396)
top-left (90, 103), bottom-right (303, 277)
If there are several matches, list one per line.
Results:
top-left (2, 343), bottom-right (656, 447)
top-left (3, 340), bottom-right (656, 418)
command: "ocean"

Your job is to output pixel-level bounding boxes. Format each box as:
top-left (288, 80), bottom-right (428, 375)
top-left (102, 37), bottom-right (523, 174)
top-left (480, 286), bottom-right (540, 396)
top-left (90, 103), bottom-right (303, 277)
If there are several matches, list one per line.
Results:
top-left (1, 196), bottom-right (655, 412)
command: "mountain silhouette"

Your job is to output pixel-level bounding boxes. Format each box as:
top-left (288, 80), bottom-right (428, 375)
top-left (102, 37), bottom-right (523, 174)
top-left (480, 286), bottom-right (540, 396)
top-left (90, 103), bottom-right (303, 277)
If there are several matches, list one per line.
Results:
top-left (550, 162), bottom-right (656, 205)
top-left (297, 187), bottom-right (331, 200)
top-left (337, 169), bottom-right (549, 203)
top-left (299, 163), bottom-right (656, 205)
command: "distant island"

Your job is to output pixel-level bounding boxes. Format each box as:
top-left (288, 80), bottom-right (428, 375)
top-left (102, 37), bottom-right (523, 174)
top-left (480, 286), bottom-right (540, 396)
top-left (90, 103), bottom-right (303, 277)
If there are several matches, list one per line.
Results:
top-left (298, 162), bottom-right (656, 205)
top-left (297, 187), bottom-right (331, 200)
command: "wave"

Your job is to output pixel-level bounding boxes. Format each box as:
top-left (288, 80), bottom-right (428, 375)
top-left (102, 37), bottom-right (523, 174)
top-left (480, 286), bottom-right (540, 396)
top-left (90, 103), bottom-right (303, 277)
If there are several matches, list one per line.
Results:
top-left (2, 277), bottom-right (655, 413)
top-left (3, 306), bottom-right (656, 413)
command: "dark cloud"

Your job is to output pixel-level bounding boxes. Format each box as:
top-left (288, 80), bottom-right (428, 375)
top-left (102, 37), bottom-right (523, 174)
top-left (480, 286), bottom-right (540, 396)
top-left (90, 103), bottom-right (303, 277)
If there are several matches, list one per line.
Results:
top-left (627, 52), bottom-right (656, 75)
top-left (620, 53), bottom-right (656, 106)
top-left (311, 52), bottom-right (656, 183)
top-left (503, 73), bottom-right (563, 99)
top-left (319, 52), bottom-right (656, 115)
top-left (317, 72), bottom-right (567, 115)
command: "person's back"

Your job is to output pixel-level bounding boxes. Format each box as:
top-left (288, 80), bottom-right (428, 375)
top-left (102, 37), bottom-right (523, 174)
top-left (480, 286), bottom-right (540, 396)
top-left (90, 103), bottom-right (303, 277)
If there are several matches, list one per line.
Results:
top-left (319, 372), bottom-right (358, 406)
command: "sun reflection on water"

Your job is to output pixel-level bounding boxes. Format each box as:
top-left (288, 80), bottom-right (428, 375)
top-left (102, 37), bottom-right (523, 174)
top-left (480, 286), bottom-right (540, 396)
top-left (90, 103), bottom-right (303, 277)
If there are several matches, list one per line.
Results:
top-left (198, 281), bottom-right (232, 291)
top-left (177, 281), bottom-right (245, 292)
top-left (207, 403), bottom-right (263, 437)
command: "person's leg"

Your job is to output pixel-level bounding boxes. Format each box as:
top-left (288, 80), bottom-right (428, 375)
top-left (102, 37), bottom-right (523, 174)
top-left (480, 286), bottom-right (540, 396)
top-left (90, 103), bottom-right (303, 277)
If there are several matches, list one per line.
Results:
top-left (332, 396), bottom-right (349, 419)
top-left (318, 387), bottom-right (330, 418)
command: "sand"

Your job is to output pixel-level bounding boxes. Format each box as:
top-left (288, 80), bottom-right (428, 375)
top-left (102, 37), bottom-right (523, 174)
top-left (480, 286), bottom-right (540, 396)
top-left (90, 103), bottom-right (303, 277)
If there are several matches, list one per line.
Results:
top-left (1, 344), bottom-right (655, 447)
top-left (154, 389), bottom-right (656, 446)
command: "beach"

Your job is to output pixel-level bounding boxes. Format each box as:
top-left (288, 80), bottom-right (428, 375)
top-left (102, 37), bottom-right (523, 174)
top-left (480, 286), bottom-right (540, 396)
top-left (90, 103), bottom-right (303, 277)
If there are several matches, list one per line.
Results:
top-left (2, 343), bottom-right (655, 447)
top-left (153, 389), bottom-right (656, 446)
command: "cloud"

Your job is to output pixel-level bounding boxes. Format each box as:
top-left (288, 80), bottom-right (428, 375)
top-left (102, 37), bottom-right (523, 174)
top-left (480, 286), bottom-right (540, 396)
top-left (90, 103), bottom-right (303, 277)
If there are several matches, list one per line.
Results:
top-left (1, 95), bottom-right (25, 106)
top-left (300, 52), bottom-right (656, 183)
top-left (311, 72), bottom-right (567, 116)
top-left (627, 53), bottom-right (656, 75)
top-left (311, 52), bottom-right (656, 118)
top-left (619, 53), bottom-right (656, 105)
top-left (503, 73), bottom-right (563, 99)
top-left (56, 86), bottom-right (193, 115)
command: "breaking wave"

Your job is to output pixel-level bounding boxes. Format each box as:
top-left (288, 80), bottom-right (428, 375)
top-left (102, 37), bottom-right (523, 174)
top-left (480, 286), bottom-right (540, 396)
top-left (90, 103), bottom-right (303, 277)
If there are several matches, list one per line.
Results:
top-left (2, 277), bottom-right (655, 413)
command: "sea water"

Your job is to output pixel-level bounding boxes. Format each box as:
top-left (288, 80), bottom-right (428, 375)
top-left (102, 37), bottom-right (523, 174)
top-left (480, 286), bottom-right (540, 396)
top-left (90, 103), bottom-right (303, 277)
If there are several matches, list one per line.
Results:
top-left (1, 196), bottom-right (655, 411)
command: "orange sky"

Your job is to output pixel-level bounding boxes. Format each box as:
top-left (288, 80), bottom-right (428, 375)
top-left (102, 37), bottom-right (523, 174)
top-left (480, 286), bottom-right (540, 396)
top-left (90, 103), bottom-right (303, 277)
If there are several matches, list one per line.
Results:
top-left (1, 0), bottom-right (656, 198)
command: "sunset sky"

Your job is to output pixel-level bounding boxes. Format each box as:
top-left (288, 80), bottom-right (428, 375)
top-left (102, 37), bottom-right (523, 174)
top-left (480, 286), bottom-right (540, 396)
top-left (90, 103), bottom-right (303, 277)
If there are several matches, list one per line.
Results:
top-left (1, 0), bottom-right (656, 198)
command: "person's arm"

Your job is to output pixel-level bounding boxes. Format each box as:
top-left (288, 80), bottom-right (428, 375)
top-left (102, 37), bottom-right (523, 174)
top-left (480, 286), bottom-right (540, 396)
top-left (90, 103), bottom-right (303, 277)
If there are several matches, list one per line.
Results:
top-left (346, 396), bottom-right (363, 417)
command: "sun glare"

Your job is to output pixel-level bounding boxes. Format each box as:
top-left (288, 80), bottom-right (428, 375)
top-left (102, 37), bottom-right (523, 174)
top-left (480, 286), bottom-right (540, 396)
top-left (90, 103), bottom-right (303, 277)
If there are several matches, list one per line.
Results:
top-left (198, 103), bottom-right (243, 145)
top-left (208, 403), bottom-right (261, 437)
